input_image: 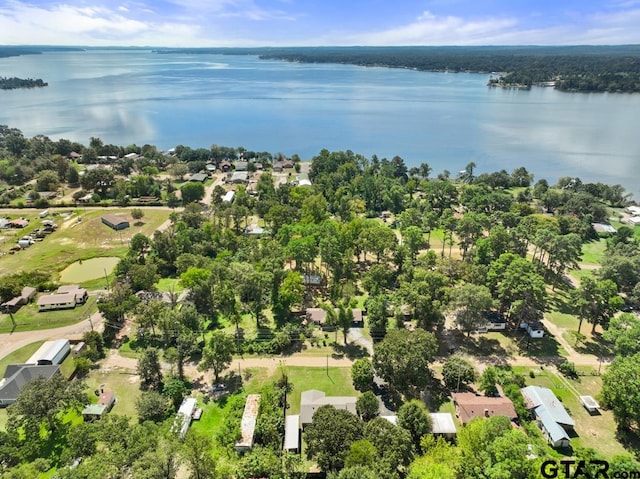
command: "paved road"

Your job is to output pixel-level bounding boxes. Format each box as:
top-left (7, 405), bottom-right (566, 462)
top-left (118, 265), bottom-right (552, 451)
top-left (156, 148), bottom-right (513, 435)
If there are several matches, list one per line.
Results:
top-left (0, 312), bottom-right (104, 362)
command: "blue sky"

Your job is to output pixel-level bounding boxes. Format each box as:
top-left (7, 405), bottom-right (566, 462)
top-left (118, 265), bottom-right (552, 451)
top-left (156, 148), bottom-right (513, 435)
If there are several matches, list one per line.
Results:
top-left (1, 0), bottom-right (640, 46)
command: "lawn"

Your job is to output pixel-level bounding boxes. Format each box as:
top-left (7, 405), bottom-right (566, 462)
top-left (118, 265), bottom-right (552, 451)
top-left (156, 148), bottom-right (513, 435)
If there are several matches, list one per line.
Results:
top-left (580, 239), bottom-right (607, 266)
top-left (286, 366), bottom-right (357, 415)
top-left (155, 278), bottom-right (186, 293)
top-left (84, 369), bottom-right (142, 419)
top-left (0, 208), bottom-right (170, 279)
top-left (0, 296), bottom-right (97, 333)
top-left (514, 366), bottom-right (628, 458)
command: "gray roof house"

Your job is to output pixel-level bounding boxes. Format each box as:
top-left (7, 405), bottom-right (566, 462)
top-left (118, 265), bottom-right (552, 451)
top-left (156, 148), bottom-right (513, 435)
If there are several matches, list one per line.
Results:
top-left (0, 364), bottom-right (60, 407)
top-left (521, 386), bottom-right (575, 448)
top-left (300, 390), bottom-right (357, 426)
top-left (189, 173), bottom-right (208, 183)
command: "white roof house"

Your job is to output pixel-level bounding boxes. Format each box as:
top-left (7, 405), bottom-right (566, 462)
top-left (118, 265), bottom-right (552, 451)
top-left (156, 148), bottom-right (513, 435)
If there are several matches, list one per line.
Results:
top-left (222, 190), bottom-right (235, 203)
top-left (521, 386), bottom-right (575, 448)
top-left (627, 216), bottom-right (640, 226)
top-left (283, 414), bottom-right (300, 452)
top-left (174, 397), bottom-right (197, 439)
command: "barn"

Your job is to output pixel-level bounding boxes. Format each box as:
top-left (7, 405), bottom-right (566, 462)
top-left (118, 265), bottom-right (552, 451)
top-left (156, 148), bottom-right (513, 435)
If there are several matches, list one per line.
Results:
top-left (101, 214), bottom-right (130, 231)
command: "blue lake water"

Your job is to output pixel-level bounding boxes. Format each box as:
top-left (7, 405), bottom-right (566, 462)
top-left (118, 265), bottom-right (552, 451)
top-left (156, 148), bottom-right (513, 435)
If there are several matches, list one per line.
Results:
top-left (1, 49), bottom-right (640, 197)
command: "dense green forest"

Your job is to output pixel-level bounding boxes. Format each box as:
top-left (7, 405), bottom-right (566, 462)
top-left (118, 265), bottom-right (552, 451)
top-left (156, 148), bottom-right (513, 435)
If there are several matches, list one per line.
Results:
top-left (159, 45), bottom-right (640, 93)
top-left (0, 77), bottom-right (47, 90)
top-left (3, 124), bottom-right (640, 477)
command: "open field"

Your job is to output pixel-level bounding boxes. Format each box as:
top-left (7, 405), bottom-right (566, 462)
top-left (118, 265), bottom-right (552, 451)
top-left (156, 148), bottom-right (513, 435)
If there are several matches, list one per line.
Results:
top-left (84, 368), bottom-right (143, 419)
top-left (0, 296), bottom-right (97, 333)
top-left (0, 208), bottom-right (171, 279)
top-left (580, 239), bottom-right (607, 266)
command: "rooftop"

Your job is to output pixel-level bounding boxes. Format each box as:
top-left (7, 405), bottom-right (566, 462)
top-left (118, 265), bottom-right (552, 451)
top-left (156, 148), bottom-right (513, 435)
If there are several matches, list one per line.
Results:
top-left (430, 412), bottom-right (457, 435)
top-left (236, 394), bottom-right (261, 450)
top-left (452, 392), bottom-right (517, 425)
top-left (521, 386), bottom-right (575, 427)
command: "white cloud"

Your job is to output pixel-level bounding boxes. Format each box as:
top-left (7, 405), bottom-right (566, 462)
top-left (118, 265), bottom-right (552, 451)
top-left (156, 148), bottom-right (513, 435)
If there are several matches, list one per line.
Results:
top-left (338, 8), bottom-right (640, 46)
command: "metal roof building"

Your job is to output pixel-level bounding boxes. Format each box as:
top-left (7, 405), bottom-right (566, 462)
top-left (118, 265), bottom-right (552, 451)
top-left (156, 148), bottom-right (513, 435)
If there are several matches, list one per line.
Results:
top-left (235, 394), bottom-right (261, 452)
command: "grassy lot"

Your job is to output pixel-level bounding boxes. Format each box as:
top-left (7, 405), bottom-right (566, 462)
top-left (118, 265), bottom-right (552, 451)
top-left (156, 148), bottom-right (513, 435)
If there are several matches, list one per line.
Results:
top-left (513, 366), bottom-right (628, 458)
top-left (155, 278), bottom-right (186, 293)
top-left (0, 296), bottom-right (97, 333)
top-left (84, 369), bottom-right (142, 419)
top-left (580, 239), bottom-right (607, 266)
top-left (286, 366), bottom-right (357, 415)
top-left (0, 208), bottom-right (170, 279)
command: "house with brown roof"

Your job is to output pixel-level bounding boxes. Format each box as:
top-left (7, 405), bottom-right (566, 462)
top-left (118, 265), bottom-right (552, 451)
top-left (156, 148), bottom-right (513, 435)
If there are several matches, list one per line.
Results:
top-left (452, 392), bottom-right (517, 425)
top-left (1, 286), bottom-right (37, 313)
top-left (306, 308), bottom-right (327, 325)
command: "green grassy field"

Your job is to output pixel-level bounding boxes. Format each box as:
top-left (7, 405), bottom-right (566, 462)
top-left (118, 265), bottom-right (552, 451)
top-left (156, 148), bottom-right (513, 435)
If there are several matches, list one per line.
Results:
top-left (580, 239), bottom-right (607, 266)
top-left (0, 296), bottom-right (97, 333)
top-left (0, 208), bottom-right (170, 278)
top-left (84, 369), bottom-right (142, 419)
top-left (286, 366), bottom-right (357, 415)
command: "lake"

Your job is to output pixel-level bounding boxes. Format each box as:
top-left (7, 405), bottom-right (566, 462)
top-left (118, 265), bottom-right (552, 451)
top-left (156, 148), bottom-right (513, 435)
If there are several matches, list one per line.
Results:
top-left (1, 49), bottom-right (640, 197)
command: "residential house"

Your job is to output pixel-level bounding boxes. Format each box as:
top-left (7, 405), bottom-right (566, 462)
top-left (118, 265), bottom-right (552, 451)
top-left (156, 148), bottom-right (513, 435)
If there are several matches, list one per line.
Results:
top-left (173, 397), bottom-right (198, 440)
top-left (37, 292), bottom-right (78, 311)
top-left (520, 321), bottom-right (545, 338)
top-left (244, 224), bottom-right (266, 236)
top-left (235, 161), bottom-right (249, 171)
top-left (0, 364), bottom-right (60, 407)
top-left (305, 308), bottom-right (327, 326)
top-left (220, 160), bottom-right (232, 172)
top-left (188, 173), bottom-right (208, 183)
top-left (300, 390), bottom-right (357, 427)
top-left (235, 394), bottom-right (261, 452)
top-left (229, 171), bottom-right (249, 184)
top-left (452, 392), bottom-right (517, 425)
top-left (477, 311), bottom-right (507, 332)
top-left (1, 287), bottom-right (36, 313)
top-left (57, 285), bottom-right (88, 304)
top-left (521, 386), bottom-right (575, 448)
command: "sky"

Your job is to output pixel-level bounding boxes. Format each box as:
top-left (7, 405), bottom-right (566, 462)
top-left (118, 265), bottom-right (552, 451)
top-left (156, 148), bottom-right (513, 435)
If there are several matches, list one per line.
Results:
top-left (1, 0), bottom-right (640, 47)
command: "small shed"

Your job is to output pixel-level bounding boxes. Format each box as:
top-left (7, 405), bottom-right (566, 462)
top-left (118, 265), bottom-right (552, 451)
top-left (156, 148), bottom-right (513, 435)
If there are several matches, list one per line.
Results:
top-left (101, 214), bottom-right (130, 231)
top-left (579, 396), bottom-right (600, 414)
top-left (351, 309), bottom-right (363, 327)
top-left (283, 414), bottom-right (301, 453)
top-left (430, 412), bottom-right (457, 440)
top-left (222, 190), bottom-right (235, 203)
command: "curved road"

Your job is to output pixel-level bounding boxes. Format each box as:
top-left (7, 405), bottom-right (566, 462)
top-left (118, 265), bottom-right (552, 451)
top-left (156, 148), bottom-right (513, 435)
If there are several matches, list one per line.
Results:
top-left (0, 312), bottom-right (103, 362)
